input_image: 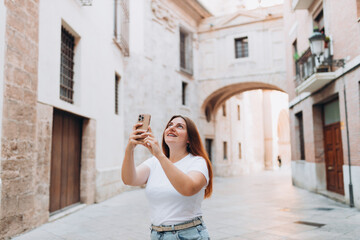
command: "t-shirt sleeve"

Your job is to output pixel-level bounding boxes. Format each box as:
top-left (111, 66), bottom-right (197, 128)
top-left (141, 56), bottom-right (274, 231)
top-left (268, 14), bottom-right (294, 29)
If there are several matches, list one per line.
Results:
top-left (141, 156), bottom-right (156, 170)
top-left (187, 156), bottom-right (209, 185)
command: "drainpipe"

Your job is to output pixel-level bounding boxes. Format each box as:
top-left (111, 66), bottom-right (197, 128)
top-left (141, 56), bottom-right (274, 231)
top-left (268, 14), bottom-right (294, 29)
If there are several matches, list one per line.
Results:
top-left (343, 77), bottom-right (354, 208)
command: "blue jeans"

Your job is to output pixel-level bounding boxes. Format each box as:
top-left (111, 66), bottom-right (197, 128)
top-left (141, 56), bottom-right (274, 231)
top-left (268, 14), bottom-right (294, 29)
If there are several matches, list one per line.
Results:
top-left (150, 219), bottom-right (210, 240)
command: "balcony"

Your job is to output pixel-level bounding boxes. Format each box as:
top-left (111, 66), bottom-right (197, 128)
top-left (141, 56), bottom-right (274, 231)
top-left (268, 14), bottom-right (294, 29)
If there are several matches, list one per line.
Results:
top-left (295, 47), bottom-right (334, 94)
top-left (292, 0), bottom-right (315, 10)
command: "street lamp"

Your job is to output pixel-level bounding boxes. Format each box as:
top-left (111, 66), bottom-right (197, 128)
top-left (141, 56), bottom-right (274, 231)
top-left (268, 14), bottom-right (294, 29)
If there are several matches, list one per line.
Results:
top-left (308, 29), bottom-right (345, 67)
top-left (309, 29), bottom-right (325, 61)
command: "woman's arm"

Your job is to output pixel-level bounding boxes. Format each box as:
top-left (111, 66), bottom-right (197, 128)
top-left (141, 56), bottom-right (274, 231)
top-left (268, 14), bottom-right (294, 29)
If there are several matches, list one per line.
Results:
top-left (121, 123), bottom-right (150, 186)
top-left (143, 128), bottom-right (207, 196)
top-left (157, 154), bottom-right (207, 196)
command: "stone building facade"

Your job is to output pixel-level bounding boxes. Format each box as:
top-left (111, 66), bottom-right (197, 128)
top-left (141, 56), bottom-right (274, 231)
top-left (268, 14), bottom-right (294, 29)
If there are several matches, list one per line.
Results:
top-left (196, 5), bottom-right (290, 176)
top-left (284, 0), bottom-right (360, 208)
top-left (0, 0), bottom-right (290, 238)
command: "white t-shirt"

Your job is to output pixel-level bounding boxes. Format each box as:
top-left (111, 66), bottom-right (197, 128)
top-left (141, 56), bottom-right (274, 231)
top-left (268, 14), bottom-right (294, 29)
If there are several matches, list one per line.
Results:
top-left (142, 153), bottom-right (209, 226)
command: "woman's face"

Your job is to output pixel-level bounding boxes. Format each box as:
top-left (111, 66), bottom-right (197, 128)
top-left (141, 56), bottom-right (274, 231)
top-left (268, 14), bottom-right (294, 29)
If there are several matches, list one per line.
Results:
top-left (164, 117), bottom-right (188, 147)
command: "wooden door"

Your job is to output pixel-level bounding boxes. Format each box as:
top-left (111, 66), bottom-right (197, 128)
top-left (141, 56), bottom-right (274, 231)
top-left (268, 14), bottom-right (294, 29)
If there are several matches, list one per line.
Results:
top-left (50, 109), bottom-right (83, 213)
top-left (324, 122), bottom-right (344, 195)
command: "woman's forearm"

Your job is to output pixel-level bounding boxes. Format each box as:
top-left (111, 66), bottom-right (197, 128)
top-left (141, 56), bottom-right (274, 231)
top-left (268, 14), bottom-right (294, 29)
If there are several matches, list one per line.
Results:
top-left (157, 154), bottom-right (198, 196)
top-left (121, 144), bottom-right (137, 185)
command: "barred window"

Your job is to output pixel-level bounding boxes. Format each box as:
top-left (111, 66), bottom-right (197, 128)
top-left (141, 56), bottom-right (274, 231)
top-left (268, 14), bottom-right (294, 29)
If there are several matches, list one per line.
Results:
top-left (60, 27), bottom-right (75, 103)
top-left (179, 28), bottom-right (193, 75)
top-left (114, 0), bottom-right (129, 56)
top-left (235, 37), bottom-right (248, 58)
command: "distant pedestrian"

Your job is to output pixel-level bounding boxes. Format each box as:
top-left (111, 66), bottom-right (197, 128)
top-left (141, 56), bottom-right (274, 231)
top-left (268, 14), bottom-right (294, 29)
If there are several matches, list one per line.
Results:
top-left (277, 155), bottom-right (282, 168)
top-left (122, 115), bottom-right (213, 240)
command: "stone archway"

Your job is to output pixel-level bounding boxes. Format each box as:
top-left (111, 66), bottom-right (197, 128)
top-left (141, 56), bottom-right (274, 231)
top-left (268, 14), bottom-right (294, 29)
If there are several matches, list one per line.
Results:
top-left (200, 81), bottom-right (285, 122)
top-left (199, 81), bottom-right (289, 176)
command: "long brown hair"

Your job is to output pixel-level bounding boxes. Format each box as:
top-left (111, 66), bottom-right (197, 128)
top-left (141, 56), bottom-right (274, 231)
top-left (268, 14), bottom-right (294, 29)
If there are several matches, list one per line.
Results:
top-left (161, 115), bottom-right (213, 199)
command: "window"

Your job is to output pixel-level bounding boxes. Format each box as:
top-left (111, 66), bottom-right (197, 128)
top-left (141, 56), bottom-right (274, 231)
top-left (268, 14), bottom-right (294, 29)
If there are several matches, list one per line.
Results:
top-left (115, 74), bottom-right (120, 115)
top-left (313, 10), bottom-right (324, 34)
top-left (205, 138), bottom-right (213, 162)
top-left (182, 82), bottom-right (187, 105)
top-left (295, 112), bottom-right (305, 160)
top-left (114, 0), bottom-right (129, 56)
top-left (179, 28), bottom-right (193, 74)
top-left (235, 37), bottom-right (248, 58)
top-left (222, 103), bottom-right (226, 117)
top-left (60, 27), bottom-right (75, 103)
top-left (293, 40), bottom-right (300, 77)
top-left (223, 141), bottom-right (227, 160)
top-left (237, 105), bottom-right (240, 120)
top-left (238, 143), bottom-right (242, 159)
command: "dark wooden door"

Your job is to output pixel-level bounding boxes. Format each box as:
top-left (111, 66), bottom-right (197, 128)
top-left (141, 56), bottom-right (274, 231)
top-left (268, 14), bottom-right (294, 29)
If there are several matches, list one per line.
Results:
top-left (324, 122), bottom-right (344, 195)
top-left (50, 109), bottom-right (82, 213)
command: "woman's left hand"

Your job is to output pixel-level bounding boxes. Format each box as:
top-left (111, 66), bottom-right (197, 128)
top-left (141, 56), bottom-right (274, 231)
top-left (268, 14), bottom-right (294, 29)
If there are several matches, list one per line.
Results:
top-left (143, 127), bottom-right (163, 158)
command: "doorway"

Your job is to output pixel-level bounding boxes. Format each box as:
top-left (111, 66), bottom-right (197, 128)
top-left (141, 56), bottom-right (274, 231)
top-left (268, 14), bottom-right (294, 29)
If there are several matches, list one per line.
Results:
top-left (49, 109), bottom-right (83, 213)
top-left (323, 99), bottom-right (344, 195)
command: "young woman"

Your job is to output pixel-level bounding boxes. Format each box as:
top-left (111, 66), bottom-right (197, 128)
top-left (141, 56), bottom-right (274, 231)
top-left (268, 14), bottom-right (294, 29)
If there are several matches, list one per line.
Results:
top-left (122, 115), bottom-right (213, 240)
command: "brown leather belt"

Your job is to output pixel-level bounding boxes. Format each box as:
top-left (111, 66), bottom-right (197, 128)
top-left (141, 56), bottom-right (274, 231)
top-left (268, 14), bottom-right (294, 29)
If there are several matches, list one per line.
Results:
top-left (151, 218), bottom-right (202, 232)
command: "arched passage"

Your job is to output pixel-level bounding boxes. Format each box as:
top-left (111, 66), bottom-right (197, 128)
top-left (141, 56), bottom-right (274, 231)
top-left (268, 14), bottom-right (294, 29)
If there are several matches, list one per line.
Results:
top-left (201, 82), bottom-right (285, 122)
top-left (200, 82), bottom-right (290, 176)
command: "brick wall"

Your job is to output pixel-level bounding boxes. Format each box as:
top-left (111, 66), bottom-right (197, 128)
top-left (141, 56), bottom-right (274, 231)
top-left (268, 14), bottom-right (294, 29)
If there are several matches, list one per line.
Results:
top-left (0, 0), bottom-right (39, 238)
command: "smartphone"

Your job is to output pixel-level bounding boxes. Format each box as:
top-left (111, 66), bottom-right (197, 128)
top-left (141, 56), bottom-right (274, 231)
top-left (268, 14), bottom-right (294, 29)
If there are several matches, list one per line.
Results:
top-left (136, 114), bottom-right (151, 131)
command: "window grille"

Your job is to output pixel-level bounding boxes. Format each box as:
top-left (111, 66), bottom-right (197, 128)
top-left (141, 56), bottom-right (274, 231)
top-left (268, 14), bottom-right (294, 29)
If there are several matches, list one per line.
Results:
top-left (235, 37), bottom-right (249, 58)
top-left (114, 0), bottom-right (129, 56)
top-left (60, 27), bottom-right (75, 103)
top-left (179, 29), bottom-right (193, 75)
top-left (115, 75), bottom-right (120, 114)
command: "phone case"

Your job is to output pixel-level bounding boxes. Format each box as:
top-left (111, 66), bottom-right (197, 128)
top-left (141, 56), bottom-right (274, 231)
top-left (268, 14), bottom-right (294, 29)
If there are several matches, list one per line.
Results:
top-left (137, 114), bottom-right (151, 131)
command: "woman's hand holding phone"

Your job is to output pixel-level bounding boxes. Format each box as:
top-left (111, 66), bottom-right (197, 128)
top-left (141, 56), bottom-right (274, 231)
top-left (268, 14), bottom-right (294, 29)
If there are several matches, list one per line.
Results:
top-left (143, 127), bottom-right (163, 158)
top-left (128, 123), bottom-right (148, 150)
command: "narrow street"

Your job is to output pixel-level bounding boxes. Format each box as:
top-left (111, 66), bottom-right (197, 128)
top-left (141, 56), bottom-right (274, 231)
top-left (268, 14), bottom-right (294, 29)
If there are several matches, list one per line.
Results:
top-left (13, 169), bottom-right (360, 240)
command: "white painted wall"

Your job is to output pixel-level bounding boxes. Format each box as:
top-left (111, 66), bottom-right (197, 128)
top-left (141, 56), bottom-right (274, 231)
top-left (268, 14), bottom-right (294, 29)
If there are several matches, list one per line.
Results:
top-left (123, 0), bottom-right (203, 166)
top-left (38, 0), bottom-right (125, 171)
top-left (0, 0), bottom-right (6, 217)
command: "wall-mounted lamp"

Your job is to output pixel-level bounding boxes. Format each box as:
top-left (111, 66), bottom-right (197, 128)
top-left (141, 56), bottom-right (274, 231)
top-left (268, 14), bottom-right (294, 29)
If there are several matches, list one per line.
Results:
top-left (309, 29), bottom-right (345, 68)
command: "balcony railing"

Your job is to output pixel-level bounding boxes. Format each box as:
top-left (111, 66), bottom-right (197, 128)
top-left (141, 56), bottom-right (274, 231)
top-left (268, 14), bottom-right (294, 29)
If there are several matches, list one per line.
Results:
top-left (295, 47), bottom-right (335, 94)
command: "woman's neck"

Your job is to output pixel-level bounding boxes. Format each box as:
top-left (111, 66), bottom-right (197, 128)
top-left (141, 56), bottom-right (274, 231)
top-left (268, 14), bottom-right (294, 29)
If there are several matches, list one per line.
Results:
top-left (168, 147), bottom-right (189, 163)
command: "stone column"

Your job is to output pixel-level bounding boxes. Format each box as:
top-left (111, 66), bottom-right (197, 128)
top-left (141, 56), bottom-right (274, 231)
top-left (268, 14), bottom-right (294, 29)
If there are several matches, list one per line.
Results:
top-left (0, 0), bottom-right (40, 238)
top-left (263, 90), bottom-right (273, 170)
top-left (81, 119), bottom-right (96, 204)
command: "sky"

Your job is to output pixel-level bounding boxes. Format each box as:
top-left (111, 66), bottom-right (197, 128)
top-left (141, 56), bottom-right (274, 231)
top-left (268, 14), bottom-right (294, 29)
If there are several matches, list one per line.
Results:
top-left (199, 0), bottom-right (284, 15)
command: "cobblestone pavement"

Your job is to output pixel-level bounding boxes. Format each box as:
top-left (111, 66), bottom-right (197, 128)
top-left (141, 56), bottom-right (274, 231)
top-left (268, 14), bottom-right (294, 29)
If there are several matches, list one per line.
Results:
top-left (13, 168), bottom-right (360, 240)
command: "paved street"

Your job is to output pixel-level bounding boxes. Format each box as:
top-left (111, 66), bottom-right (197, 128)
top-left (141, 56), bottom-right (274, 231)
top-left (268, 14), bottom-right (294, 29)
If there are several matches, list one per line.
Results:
top-left (13, 169), bottom-right (360, 240)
